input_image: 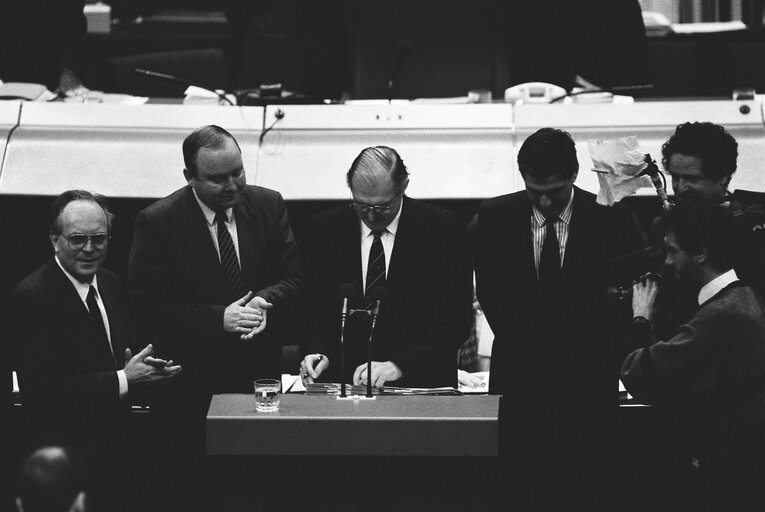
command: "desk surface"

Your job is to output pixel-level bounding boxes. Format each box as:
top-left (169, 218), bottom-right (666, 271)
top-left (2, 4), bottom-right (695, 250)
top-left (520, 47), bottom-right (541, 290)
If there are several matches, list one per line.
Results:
top-left (206, 393), bottom-right (499, 457)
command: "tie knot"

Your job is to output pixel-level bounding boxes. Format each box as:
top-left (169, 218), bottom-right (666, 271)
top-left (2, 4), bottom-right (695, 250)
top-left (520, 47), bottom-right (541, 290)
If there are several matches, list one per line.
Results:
top-left (87, 285), bottom-right (97, 301)
top-left (371, 229), bottom-right (386, 239)
top-left (544, 215), bottom-right (558, 227)
top-left (214, 211), bottom-right (228, 225)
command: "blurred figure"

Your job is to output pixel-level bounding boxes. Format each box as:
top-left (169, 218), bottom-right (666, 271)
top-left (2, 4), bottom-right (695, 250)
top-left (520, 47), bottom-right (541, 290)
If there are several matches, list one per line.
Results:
top-left (16, 447), bottom-right (87, 512)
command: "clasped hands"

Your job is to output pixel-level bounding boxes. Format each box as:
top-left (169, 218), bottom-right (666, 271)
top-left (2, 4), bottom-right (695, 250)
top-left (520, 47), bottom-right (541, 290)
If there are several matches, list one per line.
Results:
top-left (223, 291), bottom-right (273, 340)
top-left (299, 354), bottom-right (403, 389)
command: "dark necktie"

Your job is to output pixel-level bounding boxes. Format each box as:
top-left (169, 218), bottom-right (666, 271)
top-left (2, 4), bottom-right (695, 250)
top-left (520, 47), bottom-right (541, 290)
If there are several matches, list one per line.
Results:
top-left (365, 230), bottom-right (386, 297)
top-left (539, 216), bottom-right (561, 283)
top-left (215, 212), bottom-right (243, 301)
top-left (86, 285), bottom-right (112, 359)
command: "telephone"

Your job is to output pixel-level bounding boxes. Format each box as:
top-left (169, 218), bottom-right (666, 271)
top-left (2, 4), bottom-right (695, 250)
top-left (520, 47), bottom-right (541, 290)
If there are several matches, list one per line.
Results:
top-left (504, 82), bottom-right (567, 104)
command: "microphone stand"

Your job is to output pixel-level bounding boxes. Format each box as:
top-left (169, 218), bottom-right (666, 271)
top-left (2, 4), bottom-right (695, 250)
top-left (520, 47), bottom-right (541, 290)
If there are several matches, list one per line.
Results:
top-left (366, 301), bottom-right (382, 398)
top-left (339, 297), bottom-right (349, 398)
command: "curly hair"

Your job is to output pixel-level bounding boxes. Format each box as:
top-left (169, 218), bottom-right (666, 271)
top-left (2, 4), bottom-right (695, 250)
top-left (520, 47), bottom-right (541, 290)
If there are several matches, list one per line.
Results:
top-left (661, 122), bottom-right (738, 184)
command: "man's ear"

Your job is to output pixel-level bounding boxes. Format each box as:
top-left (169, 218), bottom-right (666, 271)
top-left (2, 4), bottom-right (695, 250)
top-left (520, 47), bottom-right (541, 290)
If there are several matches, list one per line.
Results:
top-left (49, 232), bottom-right (59, 254)
top-left (400, 176), bottom-right (410, 194)
top-left (694, 246), bottom-right (709, 266)
top-left (183, 168), bottom-right (194, 185)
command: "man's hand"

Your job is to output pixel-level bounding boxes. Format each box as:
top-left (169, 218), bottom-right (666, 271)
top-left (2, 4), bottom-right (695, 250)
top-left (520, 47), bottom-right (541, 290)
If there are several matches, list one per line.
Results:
top-left (300, 354), bottom-right (329, 384)
top-left (632, 275), bottom-right (660, 321)
top-left (353, 361), bottom-right (402, 388)
top-left (240, 296), bottom-right (273, 340)
top-left (458, 369), bottom-right (487, 389)
top-left (223, 291), bottom-right (263, 335)
top-left (123, 344), bottom-right (182, 385)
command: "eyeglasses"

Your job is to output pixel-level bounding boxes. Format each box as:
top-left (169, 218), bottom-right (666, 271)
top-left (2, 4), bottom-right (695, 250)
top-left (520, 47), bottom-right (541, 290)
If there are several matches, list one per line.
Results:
top-left (350, 201), bottom-right (398, 214)
top-left (60, 233), bottom-right (110, 251)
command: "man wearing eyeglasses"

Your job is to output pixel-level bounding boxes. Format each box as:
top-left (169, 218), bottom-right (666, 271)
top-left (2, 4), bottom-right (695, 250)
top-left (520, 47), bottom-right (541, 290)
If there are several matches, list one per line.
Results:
top-left (299, 146), bottom-right (472, 389)
top-left (9, 190), bottom-right (181, 511)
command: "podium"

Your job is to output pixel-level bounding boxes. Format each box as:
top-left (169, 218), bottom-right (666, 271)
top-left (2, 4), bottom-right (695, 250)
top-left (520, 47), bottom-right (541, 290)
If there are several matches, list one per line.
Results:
top-left (206, 394), bottom-right (499, 511)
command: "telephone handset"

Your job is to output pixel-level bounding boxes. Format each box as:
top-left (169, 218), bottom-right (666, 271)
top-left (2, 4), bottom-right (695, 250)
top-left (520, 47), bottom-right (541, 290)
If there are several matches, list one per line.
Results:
top-left (504, 82), bottom-right (566, 104)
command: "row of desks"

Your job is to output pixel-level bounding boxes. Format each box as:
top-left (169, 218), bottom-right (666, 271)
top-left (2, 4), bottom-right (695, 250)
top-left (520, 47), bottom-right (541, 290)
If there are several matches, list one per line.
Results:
top-left (0, 99), bottom-right (763, 200)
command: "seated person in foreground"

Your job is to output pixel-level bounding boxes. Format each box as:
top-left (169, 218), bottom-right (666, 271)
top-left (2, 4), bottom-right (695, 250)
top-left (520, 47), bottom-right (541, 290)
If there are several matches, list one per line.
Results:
top-left (16, 446), bottom-right (86, 512)
top-left (299, 146), bottom-right (472, 388)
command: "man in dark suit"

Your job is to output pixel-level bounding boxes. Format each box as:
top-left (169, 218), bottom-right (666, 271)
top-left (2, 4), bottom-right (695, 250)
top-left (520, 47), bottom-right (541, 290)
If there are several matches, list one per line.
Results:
top-left (10, 190), bottom-right (181, 511)
top-left (475, 128), bottom-right (643, 510)
top-left (299, 146), bottom-right (472, 389)
top-left (127, 125), bottom-right (302, 509)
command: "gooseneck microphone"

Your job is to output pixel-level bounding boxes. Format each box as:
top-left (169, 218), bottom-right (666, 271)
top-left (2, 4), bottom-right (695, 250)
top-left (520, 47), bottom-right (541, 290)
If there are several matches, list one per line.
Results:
top-left (639, 154), bottom-right (672, 212)
top-left (387, 40), bottom-right (413, 104)
top-left (337, 283), bottom-right (358, 397)
top-left (133, 68), bottom-right (236, 106)
top-left (366, 287), bottom-right (388, 397)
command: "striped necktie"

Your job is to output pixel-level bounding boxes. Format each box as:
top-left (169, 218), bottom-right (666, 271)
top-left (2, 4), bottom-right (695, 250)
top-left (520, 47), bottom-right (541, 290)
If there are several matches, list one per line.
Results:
top-left (365, 230), bottom-right (386, 297)
top-left (215, 211), bottom-right (243, 301)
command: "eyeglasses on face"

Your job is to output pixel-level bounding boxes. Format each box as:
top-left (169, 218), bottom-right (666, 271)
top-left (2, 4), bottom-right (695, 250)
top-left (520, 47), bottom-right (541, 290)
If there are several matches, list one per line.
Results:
top-left (60, 233), bottom-right (110, 251)
top-left (349, 201), bottom-right (396, 214)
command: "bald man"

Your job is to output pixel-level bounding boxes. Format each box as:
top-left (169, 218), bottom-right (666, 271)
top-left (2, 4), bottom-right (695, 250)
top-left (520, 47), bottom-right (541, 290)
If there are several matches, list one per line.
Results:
top-left (299, 146), bottom-right (472, 389)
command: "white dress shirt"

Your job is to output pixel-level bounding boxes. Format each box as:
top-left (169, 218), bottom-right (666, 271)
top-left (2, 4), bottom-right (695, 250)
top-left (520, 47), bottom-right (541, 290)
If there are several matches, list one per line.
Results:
top-left (360, 202), bottom-right (403, 295)
top-left (698, 268), bottom-right (739, 306)
top-left (192, 189), bottom-right (241, 265)
top-left (55, 256), bottom-right (128, 398)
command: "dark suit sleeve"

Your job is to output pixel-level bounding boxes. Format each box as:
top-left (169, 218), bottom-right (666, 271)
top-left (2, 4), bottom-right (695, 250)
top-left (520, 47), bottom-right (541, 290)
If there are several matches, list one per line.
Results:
top-left (389, 216), bottom-right (473, 382)
top-left (10, 289), bottom-right (119, 410)
top-left (251, 191), bottom-right (303, 306)
top-left (129, 209), bottom-right (225, 347)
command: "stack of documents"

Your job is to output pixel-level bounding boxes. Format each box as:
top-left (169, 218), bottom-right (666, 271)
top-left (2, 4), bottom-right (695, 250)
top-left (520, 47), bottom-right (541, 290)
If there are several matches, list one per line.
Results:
top-left (305, 383), bottom-right (461, 396)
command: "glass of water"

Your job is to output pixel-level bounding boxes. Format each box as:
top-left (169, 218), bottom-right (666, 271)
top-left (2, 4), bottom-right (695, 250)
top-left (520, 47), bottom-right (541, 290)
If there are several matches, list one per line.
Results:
top-left (254, 379), bottom-right (281, 412)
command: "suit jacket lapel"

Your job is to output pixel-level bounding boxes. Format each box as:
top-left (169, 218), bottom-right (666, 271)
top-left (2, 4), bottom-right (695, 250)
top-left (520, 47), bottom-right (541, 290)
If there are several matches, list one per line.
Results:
top-left (234, 198), bottom-right (262, 291)
top-left (98, 275), bottom-right (124, 368)
top-left (182, 187), bottom-right (229, 301)
top-left (48, 261), bottom-right (116, 370)
top-left (561, 187), bottom-right (590, 276)
top-left (510, 194), bottom-right (537, 285)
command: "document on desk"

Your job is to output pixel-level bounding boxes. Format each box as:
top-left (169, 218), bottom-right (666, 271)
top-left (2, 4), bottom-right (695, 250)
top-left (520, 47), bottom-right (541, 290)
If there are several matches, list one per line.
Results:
top-left (304, 383), bottom-right (461, 396)
top-left (282, 374), bottom-right (306, 393)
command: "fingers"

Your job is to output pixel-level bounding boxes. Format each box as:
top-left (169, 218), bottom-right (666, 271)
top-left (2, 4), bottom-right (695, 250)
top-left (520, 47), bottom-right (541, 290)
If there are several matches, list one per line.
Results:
top-left (124, 348), bottom-right (132, 365)
top-left (235, 291), bottom-right (254, 306)
top-left (134, 344), bottom-right (154, 360)
top-left (353, 364), bottom-right (365, 385)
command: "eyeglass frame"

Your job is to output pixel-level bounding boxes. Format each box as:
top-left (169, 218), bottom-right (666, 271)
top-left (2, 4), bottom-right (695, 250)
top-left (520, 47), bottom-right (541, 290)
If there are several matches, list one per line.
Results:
top-left (59, 233), bottom-right (111, 251)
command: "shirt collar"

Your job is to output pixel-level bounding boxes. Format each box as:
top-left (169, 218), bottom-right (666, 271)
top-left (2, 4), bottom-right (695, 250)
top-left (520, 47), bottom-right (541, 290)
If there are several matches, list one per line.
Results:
top-left (698, 268), bottom-right (739, 305)
top-left (55, 255), bottom-right (99, 304)
top-left (532, 187), bottom-right (575, 227)
top-left (192, 188), bottom-right (233, 226)
top-left (360, 198), bottom-right (404, 238)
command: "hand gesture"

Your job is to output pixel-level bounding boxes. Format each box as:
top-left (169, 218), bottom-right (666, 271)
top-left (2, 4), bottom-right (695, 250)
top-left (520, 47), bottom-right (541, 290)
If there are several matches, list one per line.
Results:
top-left (123, 344), bottom-right (182, 385)
top-left (632, 274), bottom-right (660, 321)
top-left (241, 296), bottom-right (273, 340)
top-left (300, 354), bottom-right (329, 384)
top-left (223, 291), bottom-right (264, 335)
top-left (353, 361), bottom-right (402, 389)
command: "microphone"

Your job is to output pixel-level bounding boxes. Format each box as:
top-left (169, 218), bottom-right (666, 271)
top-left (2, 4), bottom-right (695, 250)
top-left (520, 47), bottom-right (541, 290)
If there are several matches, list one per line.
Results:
top-left (387, 40), bottom-right (413, 103)
top-left (365, 287), bottom-right (388, 397)
top-left (337, 283), bottom-right (358, 397)
top-left (638, 154), bottom-right (673, 213)
top-left (133, 68), bottom-right (236, 106)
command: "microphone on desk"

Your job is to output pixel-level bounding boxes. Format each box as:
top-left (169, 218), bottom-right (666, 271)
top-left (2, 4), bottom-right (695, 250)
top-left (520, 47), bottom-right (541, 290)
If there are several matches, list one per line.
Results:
top-left (133, 68), bottom-right (236, 106)
top-left (387, 40), bottom-right (413, 103)
top-left (365, 287), bottom-right (388, 397)
top-left (338, 283), bottom-right (359, 398)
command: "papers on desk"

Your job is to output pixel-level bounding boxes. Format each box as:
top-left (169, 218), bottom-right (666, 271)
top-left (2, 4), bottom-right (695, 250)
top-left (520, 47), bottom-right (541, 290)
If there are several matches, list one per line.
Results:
top-left (282, 373), bottom-right (306, 394)
top-left (304, 382), bottom-right (461, 396)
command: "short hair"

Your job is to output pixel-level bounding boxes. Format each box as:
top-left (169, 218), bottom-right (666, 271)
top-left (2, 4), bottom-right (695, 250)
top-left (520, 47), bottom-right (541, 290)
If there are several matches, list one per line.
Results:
top-left (17, 446), bottom-right (86, 512)
top-left (661, 122), bottom-right (738, 183)
top-left (49, 190), bottom-right (114, 235)
top-left (665, 200), bottom-right (737, 272)
top-left (517, 128), bottom-right (578, 181)
top-left (346, 146), bottom-right (409, 190)
top-left (183, 125), bottom-right (241, 177)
